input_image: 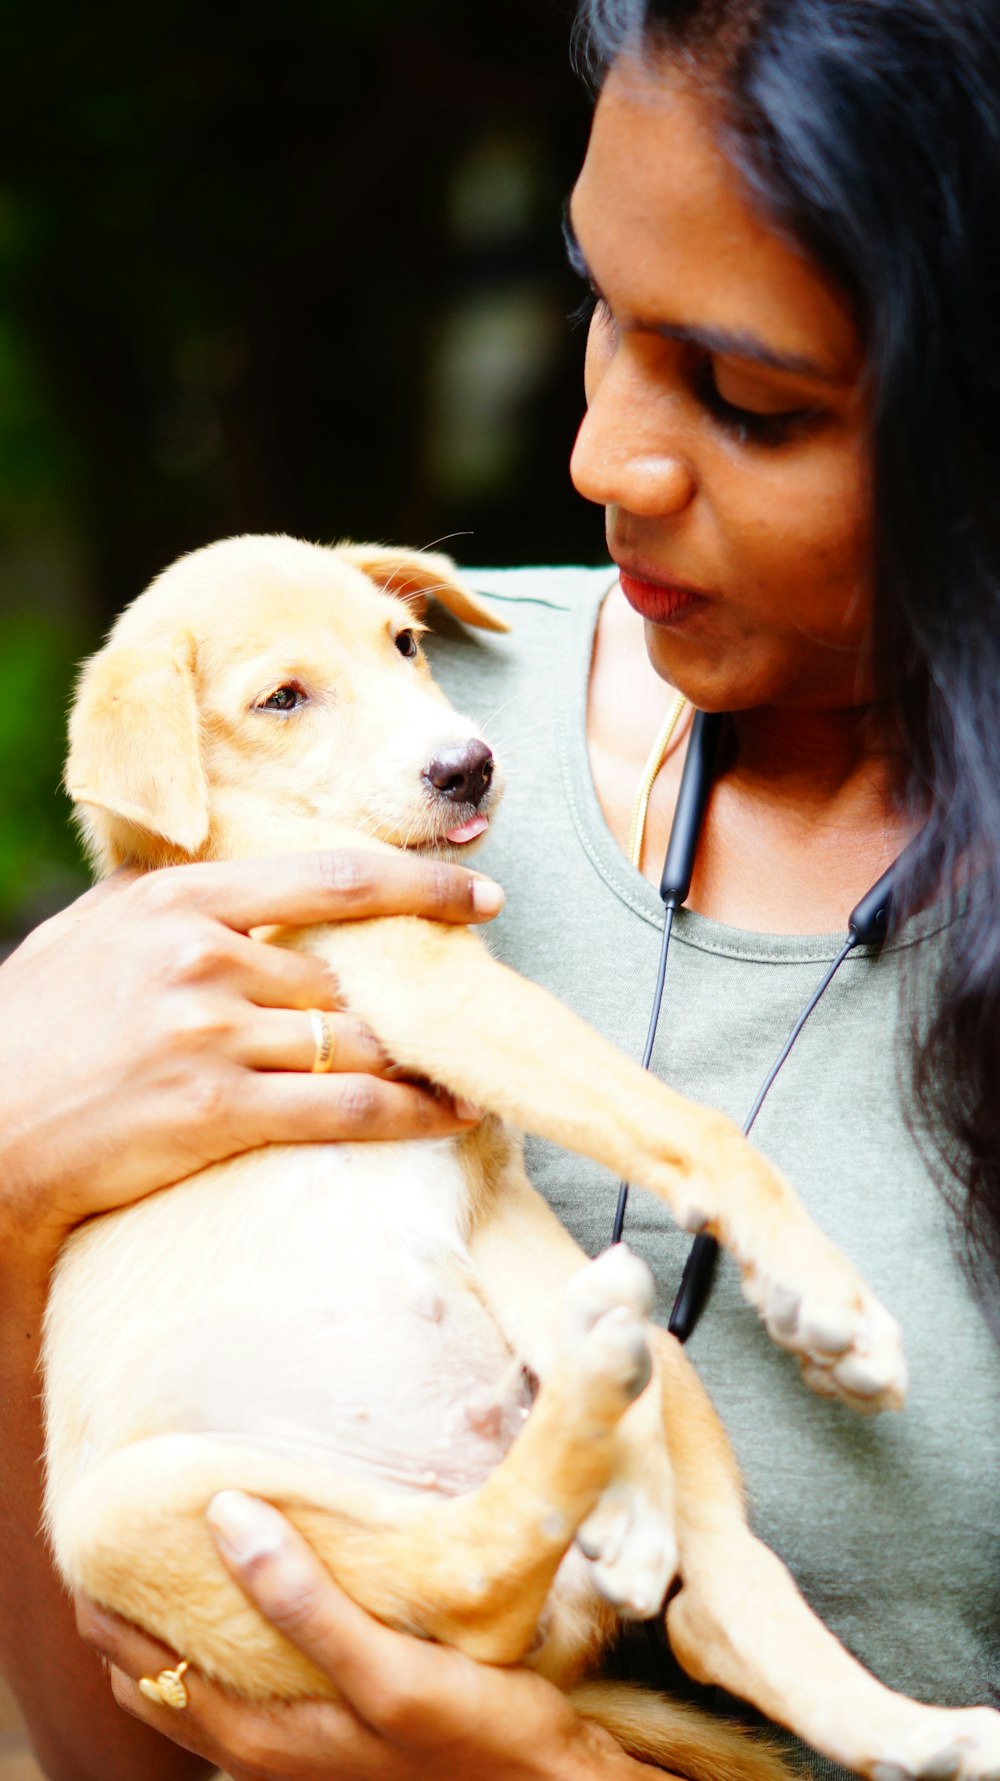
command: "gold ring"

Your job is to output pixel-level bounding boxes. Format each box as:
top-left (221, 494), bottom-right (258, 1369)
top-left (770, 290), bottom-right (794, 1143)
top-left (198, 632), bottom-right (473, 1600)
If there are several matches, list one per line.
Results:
top-left (139, 1660), bottom-right (189, 1711)
top-left (309, 1009), bottom-right (336, 1073)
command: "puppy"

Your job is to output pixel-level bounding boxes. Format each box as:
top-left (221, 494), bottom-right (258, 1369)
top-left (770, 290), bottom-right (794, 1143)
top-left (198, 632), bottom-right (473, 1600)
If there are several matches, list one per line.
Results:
top-left (48, 534), bottom-right (1000, 1780)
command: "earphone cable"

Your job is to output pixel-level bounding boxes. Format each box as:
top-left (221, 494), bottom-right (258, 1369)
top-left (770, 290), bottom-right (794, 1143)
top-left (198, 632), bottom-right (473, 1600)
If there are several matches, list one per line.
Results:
top-left (611, 693), bottom-right (907, 1339)
top-left (667, 932), bottom-right (859, 1340)
top-left (742, 934), bottom-right (856, 1138)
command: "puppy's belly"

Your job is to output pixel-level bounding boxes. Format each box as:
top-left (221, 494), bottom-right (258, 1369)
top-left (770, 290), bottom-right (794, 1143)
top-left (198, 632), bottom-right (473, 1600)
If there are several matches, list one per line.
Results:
top-left (135, 1278), bottom-right (532, 1496)
top-left (50, 1136), bottom-right (532, 1501)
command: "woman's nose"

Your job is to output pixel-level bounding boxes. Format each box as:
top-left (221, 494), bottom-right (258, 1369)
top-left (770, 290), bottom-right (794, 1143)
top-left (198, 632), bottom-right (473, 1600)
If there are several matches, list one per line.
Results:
top-left (569, 356), bottom-right (696, 518)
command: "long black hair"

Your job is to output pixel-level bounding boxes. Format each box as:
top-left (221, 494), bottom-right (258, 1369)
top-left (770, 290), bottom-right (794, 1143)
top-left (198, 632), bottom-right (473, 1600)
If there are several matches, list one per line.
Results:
top-left (575, 0), bottom-right (1000, 1316)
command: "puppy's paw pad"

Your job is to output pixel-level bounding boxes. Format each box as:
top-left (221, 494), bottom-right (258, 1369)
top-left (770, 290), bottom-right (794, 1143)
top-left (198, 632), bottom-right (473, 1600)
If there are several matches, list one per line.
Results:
top-left (916, 1746), bottom-right (965, 1780)
top-left (756, 1268), bottom-right (907, 1413)
top-left (590, 1552), bottom-right (673, 1620)
top-left (797, 1305), bottom-right (855, 1357)
top-left (578, 1484), bottom-right (677, 1620)
top-left (830, 1348), bottom-right (906, 1404)
top-left (564, 1246), bottom-right (655, 1337)
top-left (560, 1250), bottom-right (654, 1405)
top-left (579, 1306), bottom-right (652, 1401)
top-left (764, 1284), bottom-right (801, 1340)
top-left (893, 1706), bottom-right (1000, 1781)
top-left (820, 1301), bottom-right (907, 1412)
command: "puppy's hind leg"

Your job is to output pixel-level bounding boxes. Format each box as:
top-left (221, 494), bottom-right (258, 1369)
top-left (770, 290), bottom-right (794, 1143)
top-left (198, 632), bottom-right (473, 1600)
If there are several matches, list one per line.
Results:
top-left (652, 1329), bottom-right (1000, 1781)
top-left (352, 1246), bottom-right (660, 1666)
top-left (53, 1255), bottom-right (657, 1697)
top-left (469, 1163), bottom-right (679, 1627)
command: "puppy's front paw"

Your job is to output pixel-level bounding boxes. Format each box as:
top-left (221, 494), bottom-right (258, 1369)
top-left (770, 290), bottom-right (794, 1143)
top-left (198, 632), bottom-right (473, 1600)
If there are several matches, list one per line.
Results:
top-left (762, 1271), bottom-right (907, 1414)
top-left (734, 1224), bottom-right (908, 1413)
top-left (685, 1149), bottom-right (909, 1413)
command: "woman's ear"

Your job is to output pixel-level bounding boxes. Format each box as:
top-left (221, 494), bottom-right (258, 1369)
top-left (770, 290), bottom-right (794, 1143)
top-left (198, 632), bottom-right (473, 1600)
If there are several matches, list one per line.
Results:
top-left (336, 543), bottom-right (511, 633)
top-left (65, 632), bottom-right (209, 868)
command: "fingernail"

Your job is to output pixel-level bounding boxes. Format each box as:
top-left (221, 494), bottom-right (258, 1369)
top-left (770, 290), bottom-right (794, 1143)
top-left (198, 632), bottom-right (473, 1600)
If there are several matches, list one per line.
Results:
top-left (206, 1491), bottom-right (282, 1562)
top-left (471, 877), bottom-right (504, 916)
top-left (455, 1098), bottom-right (483, 1121)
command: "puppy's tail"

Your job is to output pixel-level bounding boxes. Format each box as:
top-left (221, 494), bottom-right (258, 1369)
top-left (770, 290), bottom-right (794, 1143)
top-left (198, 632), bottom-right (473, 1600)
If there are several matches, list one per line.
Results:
top-left (569, 1680), bottom-right (798, 1781)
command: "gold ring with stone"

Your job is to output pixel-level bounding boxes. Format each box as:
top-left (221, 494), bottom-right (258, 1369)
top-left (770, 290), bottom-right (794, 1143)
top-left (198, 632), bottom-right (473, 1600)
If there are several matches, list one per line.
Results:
top-left (309, 1009), bottom-right (336, 1073)
top-left (139, 1660), bottom-right (190, 1711)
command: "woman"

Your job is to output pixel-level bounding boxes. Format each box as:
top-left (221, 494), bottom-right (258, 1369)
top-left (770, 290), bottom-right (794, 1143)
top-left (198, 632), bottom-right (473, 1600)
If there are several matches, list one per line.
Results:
top-left (3, 1), bottom-right (999, 1776)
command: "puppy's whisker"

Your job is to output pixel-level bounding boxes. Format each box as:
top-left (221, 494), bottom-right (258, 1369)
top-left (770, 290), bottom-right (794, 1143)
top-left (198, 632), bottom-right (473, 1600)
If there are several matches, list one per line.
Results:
top-left (474, 694), bottom-right (525, 732)
top-left (415, 533), bottom-right (474, 556)
top-left (477, 705), bottom-right (553, 739)
top-left (479, 729), bottom-right (549, 762)
top-left (385, 572), bottom-right (455, 608)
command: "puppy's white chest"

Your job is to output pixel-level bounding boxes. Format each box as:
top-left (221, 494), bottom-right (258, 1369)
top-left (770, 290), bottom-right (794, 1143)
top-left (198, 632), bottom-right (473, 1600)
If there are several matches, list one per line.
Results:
top-left (278, 1135), bottom-right (474, 1277)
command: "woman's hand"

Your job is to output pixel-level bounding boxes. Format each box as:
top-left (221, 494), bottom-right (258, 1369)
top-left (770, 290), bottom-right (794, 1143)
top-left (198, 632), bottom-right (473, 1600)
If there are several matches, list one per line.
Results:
top-left (77, 1492), bottom-right (646, 1781)
top-left (0, 850), bottom-right (502, 1263)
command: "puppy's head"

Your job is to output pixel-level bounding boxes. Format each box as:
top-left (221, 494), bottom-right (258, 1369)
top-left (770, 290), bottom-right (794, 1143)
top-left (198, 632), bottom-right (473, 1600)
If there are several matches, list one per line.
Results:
top-left (66, 535), bottom-right (509, 873)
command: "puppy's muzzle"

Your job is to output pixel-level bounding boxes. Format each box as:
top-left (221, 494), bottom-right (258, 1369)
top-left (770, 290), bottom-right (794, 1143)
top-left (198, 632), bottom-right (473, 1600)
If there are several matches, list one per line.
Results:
top-left (423, 741), bottom-right (494, 809)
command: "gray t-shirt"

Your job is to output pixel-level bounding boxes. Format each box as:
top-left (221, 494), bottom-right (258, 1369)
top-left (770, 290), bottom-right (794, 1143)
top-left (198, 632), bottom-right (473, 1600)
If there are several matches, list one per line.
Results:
top-left (427, 565), bottom-right (1000, 1777)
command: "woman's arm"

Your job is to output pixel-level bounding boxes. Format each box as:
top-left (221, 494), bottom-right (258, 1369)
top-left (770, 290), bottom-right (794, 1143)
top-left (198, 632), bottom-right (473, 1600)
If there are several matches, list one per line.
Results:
top-left (0, 1256), bottom-right (213, 1781)
top-left (0, 852), bottom-right (500, 1779)
top-left (77, 1493), bottom-right (671, 1781)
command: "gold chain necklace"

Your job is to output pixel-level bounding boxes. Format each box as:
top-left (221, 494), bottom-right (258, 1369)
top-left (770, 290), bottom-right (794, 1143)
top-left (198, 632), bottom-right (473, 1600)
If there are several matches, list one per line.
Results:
top-left (626, 690), bottom-right (689, 869)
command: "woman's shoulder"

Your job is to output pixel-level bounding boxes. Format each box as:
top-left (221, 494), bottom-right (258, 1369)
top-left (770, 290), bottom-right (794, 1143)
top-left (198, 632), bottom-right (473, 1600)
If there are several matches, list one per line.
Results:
top-left (424, 562), bottom-right (611, 709)
top-left (459, 564), bottom-right (612, 608)
top-left (426, 564), bottom-right (610, 650)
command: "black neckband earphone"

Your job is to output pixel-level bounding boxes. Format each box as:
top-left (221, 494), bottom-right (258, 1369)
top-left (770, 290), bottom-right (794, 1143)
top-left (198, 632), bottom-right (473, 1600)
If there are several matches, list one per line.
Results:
top-left (611, 708), bottom-right (910, 1343)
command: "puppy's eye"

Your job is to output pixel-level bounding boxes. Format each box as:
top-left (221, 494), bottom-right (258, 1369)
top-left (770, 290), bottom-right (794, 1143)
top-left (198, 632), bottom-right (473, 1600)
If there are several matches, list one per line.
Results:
top-left (257, 683), bottom-right (307, 713)
top-left (394, 630), bottom-right (419, 660)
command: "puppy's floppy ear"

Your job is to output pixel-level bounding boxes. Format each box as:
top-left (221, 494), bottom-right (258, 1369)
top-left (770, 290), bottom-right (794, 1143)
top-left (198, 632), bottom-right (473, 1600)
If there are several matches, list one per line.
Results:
top-left (65, 632), bottom-right (209, 860)
top-left (337, 543), bottom-right (511, 634)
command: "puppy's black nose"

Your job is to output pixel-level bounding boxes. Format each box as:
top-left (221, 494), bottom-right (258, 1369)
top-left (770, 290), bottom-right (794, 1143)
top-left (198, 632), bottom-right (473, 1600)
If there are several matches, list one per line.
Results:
top-left (423, 740), bottom-right (494, 807)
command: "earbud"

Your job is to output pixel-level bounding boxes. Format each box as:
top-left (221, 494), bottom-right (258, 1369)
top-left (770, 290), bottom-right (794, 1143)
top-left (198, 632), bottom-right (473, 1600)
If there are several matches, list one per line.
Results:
top-left (659, 710), bottom-right (724, 910)
top-left (848, 834), bottom-right (920, 949)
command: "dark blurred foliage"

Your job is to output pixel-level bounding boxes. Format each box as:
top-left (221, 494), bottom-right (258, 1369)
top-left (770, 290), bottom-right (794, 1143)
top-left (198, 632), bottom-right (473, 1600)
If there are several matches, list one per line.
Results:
top-left (0, 0), bottom-right (603, 940)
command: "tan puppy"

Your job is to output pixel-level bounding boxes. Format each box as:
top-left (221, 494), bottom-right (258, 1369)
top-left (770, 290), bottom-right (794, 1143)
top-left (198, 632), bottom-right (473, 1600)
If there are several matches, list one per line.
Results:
top-left (49, 534), bottom-right (1000, 1781)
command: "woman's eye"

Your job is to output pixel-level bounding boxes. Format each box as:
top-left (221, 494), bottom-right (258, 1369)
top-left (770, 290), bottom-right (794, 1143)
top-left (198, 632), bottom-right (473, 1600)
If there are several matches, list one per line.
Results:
top-left (570, 286), bottom-right (615, 335)
top-left (570, 287), bottom-right (599, 329)
top-left (394, 630), bottom-right (419, 659)
top-left (693, 360), bottom-right (823, 448)
top-left (258, 684), bottom-right (306, 712)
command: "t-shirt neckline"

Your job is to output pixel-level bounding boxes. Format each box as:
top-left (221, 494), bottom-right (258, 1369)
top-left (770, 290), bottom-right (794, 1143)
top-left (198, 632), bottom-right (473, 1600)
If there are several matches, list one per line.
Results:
top-left (555, 569), bottom-right (955, 964)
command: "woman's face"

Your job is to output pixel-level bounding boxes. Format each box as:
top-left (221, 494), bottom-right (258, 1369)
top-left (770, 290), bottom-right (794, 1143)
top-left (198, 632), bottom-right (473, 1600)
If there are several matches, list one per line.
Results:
top-left (569, 56), bottom-right (873, 714)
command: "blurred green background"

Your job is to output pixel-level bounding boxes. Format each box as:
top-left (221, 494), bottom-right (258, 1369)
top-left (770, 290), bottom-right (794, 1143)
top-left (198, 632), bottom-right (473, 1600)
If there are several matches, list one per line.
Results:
top-left (0, 0), bottom-right (604, 946)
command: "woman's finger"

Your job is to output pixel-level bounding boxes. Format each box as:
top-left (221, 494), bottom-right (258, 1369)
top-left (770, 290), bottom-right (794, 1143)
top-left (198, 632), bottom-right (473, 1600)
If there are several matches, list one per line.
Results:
top-left (206, 1492), bottom-right (431, 1728)
top-left (220, 930), bottom-right (343, 1012)
top-left (202, 1496), bottom-right (602, 1779)
top-left (142, 919), bottom-right (342, 1013)
top-left (137, 850), bottom-right (504, 935)
top-left (240, 1009), bottom-right (392, 1076)
top-left (233, 1070), bottom-right (481, 1143)
top-left (75, 1599), bottom-right (230, 1767)
top-left (76, 1593), bottom-right (175, 1676)
top-left (77, 1593), bottom-right (382, 1781)
top-left (77, 1522), bottom-right (617, 1781)
top-left (108, 1667), bottom-right (234, 1771)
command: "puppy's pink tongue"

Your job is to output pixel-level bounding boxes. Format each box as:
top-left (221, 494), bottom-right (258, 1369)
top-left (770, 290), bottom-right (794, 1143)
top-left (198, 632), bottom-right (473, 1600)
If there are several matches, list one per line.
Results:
top-left (446, 814), bottom-right (490, 844)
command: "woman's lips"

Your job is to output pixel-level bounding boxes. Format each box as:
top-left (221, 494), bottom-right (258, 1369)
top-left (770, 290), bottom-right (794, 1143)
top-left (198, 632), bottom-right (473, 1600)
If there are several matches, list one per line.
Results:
top-left (618, 568), bottom-right (710, 624)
